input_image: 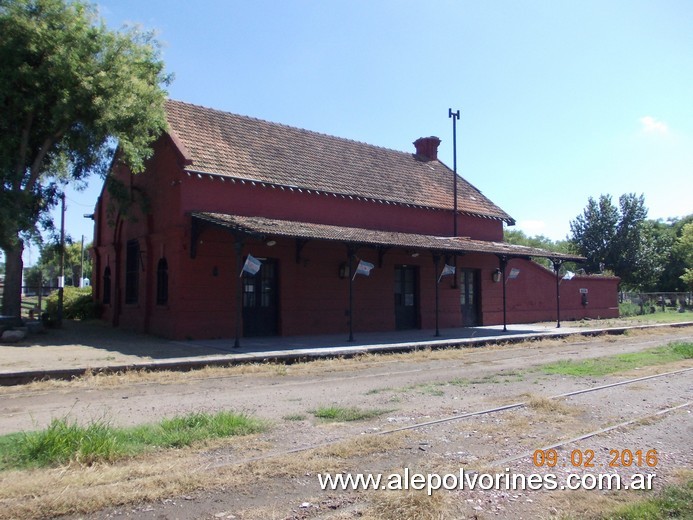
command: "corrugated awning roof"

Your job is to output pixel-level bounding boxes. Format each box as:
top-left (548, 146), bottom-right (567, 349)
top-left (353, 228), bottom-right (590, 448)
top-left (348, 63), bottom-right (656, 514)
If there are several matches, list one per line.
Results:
top-left (191, 212), bottom-right (584, 262)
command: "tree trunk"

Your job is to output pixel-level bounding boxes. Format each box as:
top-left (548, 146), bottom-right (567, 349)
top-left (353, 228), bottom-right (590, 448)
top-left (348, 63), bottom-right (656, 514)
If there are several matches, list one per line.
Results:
top-left (1, 240), bottom-right (24, 317)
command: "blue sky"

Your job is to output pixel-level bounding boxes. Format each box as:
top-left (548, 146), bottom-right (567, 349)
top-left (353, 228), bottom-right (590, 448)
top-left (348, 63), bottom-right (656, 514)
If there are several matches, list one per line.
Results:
top-left (21, 0), bottom-right (693, 265)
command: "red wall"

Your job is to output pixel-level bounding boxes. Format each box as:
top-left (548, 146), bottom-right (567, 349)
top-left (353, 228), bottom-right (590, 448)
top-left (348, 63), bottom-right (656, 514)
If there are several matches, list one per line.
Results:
top-left (178, 174), bottom-right (504, 241)
top-left (93, 135), bottom-right (619, 340)
top-left (481, 258), bottom-right (620, 325)
top-left (164, 231), bottom-right (619, 340)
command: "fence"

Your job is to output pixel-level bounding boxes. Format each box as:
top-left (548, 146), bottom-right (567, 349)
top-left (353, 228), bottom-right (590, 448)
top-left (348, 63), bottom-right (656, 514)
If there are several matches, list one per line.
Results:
top-left (1, 283), bottom-right (89, 319)
top-left (19, 286), bottom-right (60, 319)
top-left (620, 292), bottom-right (692, 315)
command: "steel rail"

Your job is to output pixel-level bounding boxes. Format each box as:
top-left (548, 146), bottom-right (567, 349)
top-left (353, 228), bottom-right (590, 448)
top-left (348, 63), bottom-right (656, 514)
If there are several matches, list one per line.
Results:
top-left (378, 367), bottom-right (693, 435)
top-left (205, 366), bottom-right (692, 469)
top-left (490, 401), bottom-right (691, 468)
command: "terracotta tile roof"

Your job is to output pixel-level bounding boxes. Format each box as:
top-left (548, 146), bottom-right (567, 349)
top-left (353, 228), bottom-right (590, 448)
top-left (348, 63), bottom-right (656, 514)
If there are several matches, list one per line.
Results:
top-left (192, 212), bottom-right (584, 262)
top-left (166, 99), bottom-right (514, 223)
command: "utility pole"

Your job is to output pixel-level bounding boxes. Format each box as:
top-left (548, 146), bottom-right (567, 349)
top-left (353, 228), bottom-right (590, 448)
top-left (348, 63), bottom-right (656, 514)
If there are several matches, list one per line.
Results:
top-left (57, 192), bottom-right (66, 325)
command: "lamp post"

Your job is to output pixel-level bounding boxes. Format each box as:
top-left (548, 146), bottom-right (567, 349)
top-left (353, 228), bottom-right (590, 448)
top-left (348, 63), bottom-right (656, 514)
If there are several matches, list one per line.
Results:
top-left (553, 259), bottom-right (563, 328)
top-left (448, 109), bottom-right (460, 237)
top-left (449, 109), bottom-right (460, 290)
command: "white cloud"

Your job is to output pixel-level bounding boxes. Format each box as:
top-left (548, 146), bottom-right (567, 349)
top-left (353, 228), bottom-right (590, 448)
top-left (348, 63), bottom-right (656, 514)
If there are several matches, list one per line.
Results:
top-left (640, 116), bottom-right (668, 134)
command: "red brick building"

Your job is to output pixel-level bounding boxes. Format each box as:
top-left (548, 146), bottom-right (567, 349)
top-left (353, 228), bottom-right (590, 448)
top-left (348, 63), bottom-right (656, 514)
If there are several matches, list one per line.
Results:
top-left (92, 100), bottom-right (618, 341)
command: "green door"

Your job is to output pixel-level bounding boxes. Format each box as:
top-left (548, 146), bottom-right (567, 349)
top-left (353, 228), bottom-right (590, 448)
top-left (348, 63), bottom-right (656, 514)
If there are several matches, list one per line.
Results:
top-left (242, 258), bottom-right (278, 336)
top-left (394, 266), bottom-right (419, 330)
top-left (460, 269), bottom-right (480, 326)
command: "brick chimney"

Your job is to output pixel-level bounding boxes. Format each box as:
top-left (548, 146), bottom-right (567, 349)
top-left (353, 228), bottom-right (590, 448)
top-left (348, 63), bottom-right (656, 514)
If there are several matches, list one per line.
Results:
top-left (413, 136), bottom-right (441, 161)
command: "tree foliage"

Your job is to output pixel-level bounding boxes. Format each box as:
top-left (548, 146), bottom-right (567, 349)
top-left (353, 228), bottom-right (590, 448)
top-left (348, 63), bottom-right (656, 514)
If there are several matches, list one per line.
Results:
top-left (677, 222), bottom-right (693, 289)
top-left (503, 229), bottom-right (579, 271)
top-left (569, 194), bottom-right (689, 291)
top-left (0, 0), bottom-right (170, 315)
top-left (568, 194), bottom-right (620, 274)
top-left (25, 239), bottom-right (93, 289)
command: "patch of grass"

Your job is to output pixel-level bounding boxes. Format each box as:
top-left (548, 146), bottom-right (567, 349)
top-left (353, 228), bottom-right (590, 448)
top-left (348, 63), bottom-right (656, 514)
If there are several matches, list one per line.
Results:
top-left (365, 487), bottom-right (458, 520)
top-left (130, 411), bottom-right (266, 449)
top-left (0, 418), bottom-right (122, 469)
top-left (525, 394), bottom-right (575, 414)
top-left (365, 387), bottom-right (392, 395)
top-left (575, 309), bottom-right (693, 327)
top-left (448, 373), bottom-right (503, 386)
top-left (282, 413), bottom-right (306, 421)
top-left (312, 406), bottom-right (391, 422)
top-left (541, 341), bottom-right (693, 377)
top-left (0, 411), bottom-right (266, 470)
top-left (407, 383), bottom-right (445, 396)
top-left (670, 341), bottom-right (693, 358)
top-left (601, 479), bottom-right (692, 519)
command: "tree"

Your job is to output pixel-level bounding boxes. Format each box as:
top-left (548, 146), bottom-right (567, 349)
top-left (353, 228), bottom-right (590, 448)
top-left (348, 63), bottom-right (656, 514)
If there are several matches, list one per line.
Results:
top-left (504, 228), bottom-right (579, 271)
top-left (569, 194), bottom-right (668, 290)
top-left (568, 194), bottom-right (619, 273)
top-left (676, 222), bottom-right (693, 290)
top-left (0, 0), bottom-right (170, 316)
top-left (25, 239), bottom-right (93, 290)
top-left (657, 215), bottom-right (693, 292)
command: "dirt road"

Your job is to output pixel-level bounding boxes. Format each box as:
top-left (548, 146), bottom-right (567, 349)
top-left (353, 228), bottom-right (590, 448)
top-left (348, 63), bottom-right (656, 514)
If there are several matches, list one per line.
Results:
top-left (1, 327), bottom-right (691, 519)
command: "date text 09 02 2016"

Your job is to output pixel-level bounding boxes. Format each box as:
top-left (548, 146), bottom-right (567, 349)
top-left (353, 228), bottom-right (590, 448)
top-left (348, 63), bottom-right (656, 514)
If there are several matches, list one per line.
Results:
top-left (532, 449), bottom-right (658, 469)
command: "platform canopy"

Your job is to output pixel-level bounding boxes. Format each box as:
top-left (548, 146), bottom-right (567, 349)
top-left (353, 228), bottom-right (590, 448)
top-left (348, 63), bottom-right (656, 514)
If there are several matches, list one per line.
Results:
top-left (191, 212), bottom-right (585, 262)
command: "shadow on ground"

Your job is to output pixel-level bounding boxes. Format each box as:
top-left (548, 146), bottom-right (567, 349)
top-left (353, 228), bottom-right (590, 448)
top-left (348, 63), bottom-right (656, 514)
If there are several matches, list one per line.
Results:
top-left (5, 319), bottom-right (561, 360)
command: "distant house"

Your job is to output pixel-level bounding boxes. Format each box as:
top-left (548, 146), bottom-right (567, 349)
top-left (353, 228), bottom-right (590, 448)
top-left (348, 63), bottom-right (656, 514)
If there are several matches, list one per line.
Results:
top-left (92, 100), bottom-right (618, 341)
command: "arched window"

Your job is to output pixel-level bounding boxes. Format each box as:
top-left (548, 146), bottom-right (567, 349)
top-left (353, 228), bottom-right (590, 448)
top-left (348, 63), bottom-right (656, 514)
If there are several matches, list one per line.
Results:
top-left (103, 266), bottom-right (111, 305)
top-left (125, 240), bottom-right (140, 304)
top-left (156, 258), bottom-right (168, 305)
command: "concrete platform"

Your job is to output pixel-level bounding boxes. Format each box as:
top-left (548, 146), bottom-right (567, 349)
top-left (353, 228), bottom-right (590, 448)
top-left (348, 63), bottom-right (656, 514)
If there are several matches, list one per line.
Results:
top-left (1, 319), bottom-right (691, 386)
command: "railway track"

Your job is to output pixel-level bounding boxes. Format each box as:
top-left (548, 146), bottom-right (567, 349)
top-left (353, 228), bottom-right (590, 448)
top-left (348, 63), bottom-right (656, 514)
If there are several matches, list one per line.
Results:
top-left (212, 366), bottom-right (693, 468)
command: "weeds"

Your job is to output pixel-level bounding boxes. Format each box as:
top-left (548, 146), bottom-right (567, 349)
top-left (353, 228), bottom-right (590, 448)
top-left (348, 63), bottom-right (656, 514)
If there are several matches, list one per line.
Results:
top-left (0, 418), bottom-right (121, 468)
top-left (0, 411), bottom-right (266, 470)
top-left (282, 413), bottom-right (306, 421)
top-left (312, 406), bottom-right (391, 422)
top-left (541, 341), bottom-right (692, 377)
top-left (365, 487), bottom-right (457, 519)
top-left (601, 478), bottom-right (692, 519)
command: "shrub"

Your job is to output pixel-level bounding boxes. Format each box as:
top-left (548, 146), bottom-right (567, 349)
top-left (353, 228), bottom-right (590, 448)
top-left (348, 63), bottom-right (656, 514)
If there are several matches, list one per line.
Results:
top-left (45, 286), bottom-right (99, 322)
top-left (618, 301), bottom-right (641, 317)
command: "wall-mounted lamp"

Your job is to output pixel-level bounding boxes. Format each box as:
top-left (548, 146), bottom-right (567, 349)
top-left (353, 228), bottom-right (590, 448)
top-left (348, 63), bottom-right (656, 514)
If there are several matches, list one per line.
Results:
top-left (266, 240), bottom-right (277, 247)
top-left (492, 268), bottom-right (502, 283)
top-left (338, 262), bottom-right (350, 279)
top-left (411, 252), bottom-right (420, 258)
